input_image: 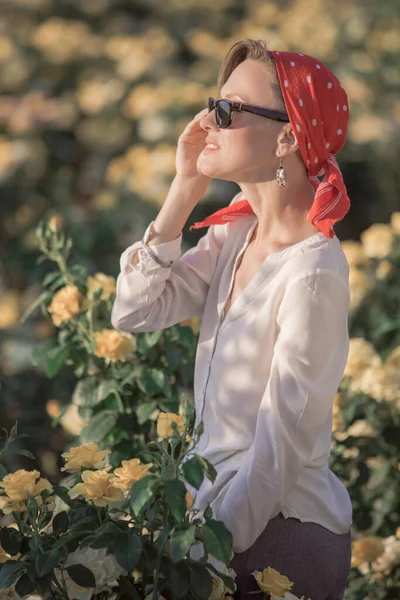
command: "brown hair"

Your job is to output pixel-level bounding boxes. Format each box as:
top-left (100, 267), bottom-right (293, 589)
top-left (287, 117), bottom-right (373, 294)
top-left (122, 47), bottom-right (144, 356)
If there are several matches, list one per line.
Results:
top-left (216, 39), bottom-right (286, 113)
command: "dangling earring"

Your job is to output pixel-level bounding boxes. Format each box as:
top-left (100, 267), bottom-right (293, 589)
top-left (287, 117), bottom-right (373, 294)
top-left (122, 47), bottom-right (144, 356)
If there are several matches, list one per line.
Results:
top-left (276, 157), bottom-right (288, 187)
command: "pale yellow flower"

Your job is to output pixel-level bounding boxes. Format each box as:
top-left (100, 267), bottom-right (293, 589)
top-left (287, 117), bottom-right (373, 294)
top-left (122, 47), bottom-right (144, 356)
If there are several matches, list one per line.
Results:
top-left (390, 211), bottom-right (400, 235)
top-left (348, 268), bottom-right (374, 311)
top-left (86, 272), bottom-right (116, 300)
top-left (209, 575), bottom-right (225, 600)
top-left (372, 535), bottom-right (400, 574)
top-left (46, 398), bottom-right (61, 418)
top-left (179, 316), bottom-right (201, 335)
top-left (0, 291), bottom-right (20, 329)
top-left (60, 403), bottom-right (89, 437)
top-left (385, 346), bottom-right (400, 369)
top-left (185, 489), bottom-right (193, 509)
top-left (344, 338), bottom-right (382, 382)
top-left (0, 469), bottom-right (52, 514)
top-left (156, 412), bottom-right (185, 438)
top-left (375, 259), bottom-right (393, 280)
top-left (48, 215), bottom-right (64, 232)
top-left (0, 546), bottom-right (9, 563)
top-left (47, 284), bottom-right (87, 326)
top-left (340, 240), bottom-right (369, 270)
top-left (251, 566), bottom-right (294, 597)
top-left (93, 328), bottom-right (136, 361)
top-left (113, 458), bottom-right (154, 490)
top-left (69, 470), bottom-right (125, 507)
top-left (0, 469), bottom-right (52, 501)
top-left (360, 223), bottom-right (395, 259)
top-left (351, 536), bottom-right (385, 566)
top-left (61, 443), bottom-right (112, 473)
top-left (352, 364), bottom-right (400, 403)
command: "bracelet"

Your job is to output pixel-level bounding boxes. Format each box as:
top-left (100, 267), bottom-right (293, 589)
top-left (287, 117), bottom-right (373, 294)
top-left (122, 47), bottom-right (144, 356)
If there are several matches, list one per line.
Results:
top-left (140, 237), bottom-right (174, 268)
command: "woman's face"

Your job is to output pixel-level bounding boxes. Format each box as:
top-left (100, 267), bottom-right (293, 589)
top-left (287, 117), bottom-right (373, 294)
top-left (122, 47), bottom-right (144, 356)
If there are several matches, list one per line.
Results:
top-left (197, 58), bottom-right (295, 184)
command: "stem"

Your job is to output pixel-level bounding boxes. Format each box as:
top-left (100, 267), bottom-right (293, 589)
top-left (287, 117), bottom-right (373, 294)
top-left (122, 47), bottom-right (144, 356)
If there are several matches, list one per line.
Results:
top-left (111, 388), bottom-right (125, 414)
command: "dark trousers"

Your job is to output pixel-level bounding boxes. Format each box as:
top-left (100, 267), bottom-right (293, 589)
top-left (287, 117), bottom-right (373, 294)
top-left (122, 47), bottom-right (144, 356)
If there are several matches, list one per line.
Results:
top-left (229, 512), bottom-right (352, 600)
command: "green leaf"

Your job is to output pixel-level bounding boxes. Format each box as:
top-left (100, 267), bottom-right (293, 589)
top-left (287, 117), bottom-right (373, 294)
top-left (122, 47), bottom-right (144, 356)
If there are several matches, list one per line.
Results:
top-left (52, 530), bottom-right (89, 550)
top-left (136, 400), bottom-right (158, 425)
top-left (72, 377), bottom-right (115, 408)
top-left (53, 486), bottom-right (74, 506)
top-left (15, 573), bottom-right (37, 597)
top-left (144, 330), bottom-right (164, 347)
top-left (45, 345), bottom-right (70, 378)
top-left (12, 449), bottom-right (35, 460)
top-left (0, 529), bottom-right (22, 556)
top-left (164, 479), bottom-right (187, 523)
top-left (203, 505), bottom-right (213, 521)
top-left (81, 521), bottom-right (121, 549)
top-left (114, 529), bottom-right (142, 572)
top-left (136, 368), bottom-right (169, 397)
top-left (195, 456), bottom-right (217, 484)
top-left (203, 520), bottom-right (233, 564)
top-left (189, 563), bottom-right (213, 600)
top-left (66, 564), bottom-right (96, 588)
top-left (0, 561), bottom-right (25, 590)
top-left (43, 271), bottom-right (62, 286)
top-left (53, 511), bottom-right (69, 535)
top-left (69, 264), bottom-right (89, 283)
top-left (175, 325), bottom-right (196, 348)
top-left (170, 523), bottom-right (196, 562)
top-left (170, 561), bottom-right (191, 599)
top-left (35, 548), bottom-right (61, 577)
top-left (182, 457), bottom-right (205, 491)
top-left (20, 290), bottom-right (52, 324)
top-left (79, 410), bottom-right (118, 444)
top-left (31, 339), bottom-right (58, 366)
top-left (130, 475), bottom-right (160, 516)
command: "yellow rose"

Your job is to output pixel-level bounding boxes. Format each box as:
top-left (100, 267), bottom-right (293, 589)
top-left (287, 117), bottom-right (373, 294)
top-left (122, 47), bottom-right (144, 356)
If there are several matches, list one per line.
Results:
top-left (69, 470), bottom-right (125, 507)
top-left (0, 469), bottom-right (52, 501)
top-left (209, 575), bottom-right (225, 600)
top-left (93, 329), bottom-right (136, 361)
top-left (86, 272), bottom-right (116, 301)
top-left (156, 412), bottom-right (185, 438)
top-left (0, 547), bottom-right (10, 563)
top-left (185, 489), bottom-right (193, 509)
top-left (360, 223), bottom-right (395, 259)
top-left (113, 459), bottom-right (154, 490)
top-left (251, 566), bottom-right (294, 597)
top-left (0, 469), bottom-right (52, 514)
top-left (340, 240), bottom-right (369, 270)
top-left (351, 536), bottom-right (385, 567)
top-left (390, 211), bottom-right (400, 235)
top-left (48, 215), bottom-right (64, 232)
top-left (0, 290), bottom-right (20, 329)
top-left (61, 443), bottom-right (112, 473)
top-left (47, 285), bottom-right (87, 326)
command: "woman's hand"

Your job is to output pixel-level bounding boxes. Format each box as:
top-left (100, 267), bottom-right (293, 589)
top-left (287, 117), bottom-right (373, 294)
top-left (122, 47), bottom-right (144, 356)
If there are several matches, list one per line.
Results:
top-left (176, 108), bottom-right (213, 184)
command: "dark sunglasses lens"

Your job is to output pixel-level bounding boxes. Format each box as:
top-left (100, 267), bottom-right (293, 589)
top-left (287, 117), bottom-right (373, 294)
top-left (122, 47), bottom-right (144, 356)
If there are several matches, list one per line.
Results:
top-left (208, 97), bottom-right (215, 113)
top-left (216, 100), bottom-right (231, 128)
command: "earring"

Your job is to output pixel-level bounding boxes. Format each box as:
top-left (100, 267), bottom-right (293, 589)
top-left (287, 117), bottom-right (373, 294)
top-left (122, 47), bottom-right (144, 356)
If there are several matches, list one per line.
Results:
top-left (276, 157), bottom-right (288, 187)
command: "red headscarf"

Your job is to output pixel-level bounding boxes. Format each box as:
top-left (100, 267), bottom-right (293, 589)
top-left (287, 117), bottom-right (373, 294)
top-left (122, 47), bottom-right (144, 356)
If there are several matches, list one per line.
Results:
top-left (189, 51), bottom-right (350, 239)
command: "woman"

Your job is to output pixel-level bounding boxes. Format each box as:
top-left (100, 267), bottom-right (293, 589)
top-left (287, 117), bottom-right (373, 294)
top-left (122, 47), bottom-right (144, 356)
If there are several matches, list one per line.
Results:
top-left (111, 39), bottom-right (352, 600)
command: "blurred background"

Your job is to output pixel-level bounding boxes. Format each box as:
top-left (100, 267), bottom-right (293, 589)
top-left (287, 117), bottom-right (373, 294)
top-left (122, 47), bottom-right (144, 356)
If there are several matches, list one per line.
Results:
top-left (0, 0), bottom-right (399, 495)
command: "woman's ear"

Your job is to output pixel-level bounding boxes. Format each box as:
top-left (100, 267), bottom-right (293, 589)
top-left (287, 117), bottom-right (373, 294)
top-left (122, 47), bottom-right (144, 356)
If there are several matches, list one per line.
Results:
top-left (276, 123), bottom-right (299, 156)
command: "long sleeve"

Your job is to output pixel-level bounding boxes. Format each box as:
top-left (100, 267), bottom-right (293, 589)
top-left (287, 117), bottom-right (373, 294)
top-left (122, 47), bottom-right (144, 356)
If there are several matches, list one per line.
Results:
top-left (207, 269), bottom-right (350, 553)
top-left (111, 191), bottom-right (243, 333)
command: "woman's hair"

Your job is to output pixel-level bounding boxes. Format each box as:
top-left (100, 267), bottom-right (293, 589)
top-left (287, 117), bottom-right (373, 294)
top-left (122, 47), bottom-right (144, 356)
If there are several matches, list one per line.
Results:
top-left (216, 39), bottom-right (286, 113)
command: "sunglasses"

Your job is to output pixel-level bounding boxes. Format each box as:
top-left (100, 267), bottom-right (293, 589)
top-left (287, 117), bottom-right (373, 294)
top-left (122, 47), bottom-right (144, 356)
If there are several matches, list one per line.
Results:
top-left (208, 96), bottom-right (290, 129)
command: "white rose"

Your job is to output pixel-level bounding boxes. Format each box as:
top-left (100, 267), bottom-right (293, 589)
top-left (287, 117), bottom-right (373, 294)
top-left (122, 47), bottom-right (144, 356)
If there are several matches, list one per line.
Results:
top-left (54, 546), bottom-right (127, 600)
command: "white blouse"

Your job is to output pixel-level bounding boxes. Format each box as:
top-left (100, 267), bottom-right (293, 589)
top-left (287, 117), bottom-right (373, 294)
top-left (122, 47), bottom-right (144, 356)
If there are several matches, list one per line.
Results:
top-left (111, 190), bottom-right (353, 559)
